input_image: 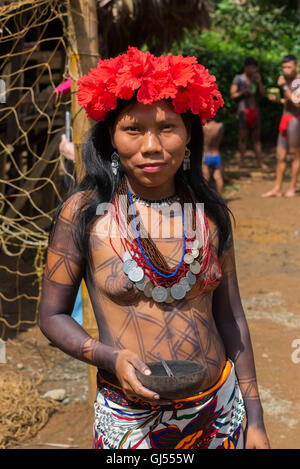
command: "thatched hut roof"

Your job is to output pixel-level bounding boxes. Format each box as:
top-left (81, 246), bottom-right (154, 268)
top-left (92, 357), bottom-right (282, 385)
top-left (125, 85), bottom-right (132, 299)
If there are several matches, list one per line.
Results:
top-left (98, 0), bottom-right (213, 57)
top-left (0, 0), bottom-right (212, 57)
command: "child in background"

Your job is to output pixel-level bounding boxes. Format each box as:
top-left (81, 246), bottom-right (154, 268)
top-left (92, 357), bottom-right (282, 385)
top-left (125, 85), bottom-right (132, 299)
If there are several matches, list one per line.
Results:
top-left (202, 119), bottom-right (224, 194)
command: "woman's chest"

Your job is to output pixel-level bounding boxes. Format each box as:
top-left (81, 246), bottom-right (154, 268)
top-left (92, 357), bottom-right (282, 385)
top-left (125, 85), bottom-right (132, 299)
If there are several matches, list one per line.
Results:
top-left (88, 227), bottom-right (222, 305)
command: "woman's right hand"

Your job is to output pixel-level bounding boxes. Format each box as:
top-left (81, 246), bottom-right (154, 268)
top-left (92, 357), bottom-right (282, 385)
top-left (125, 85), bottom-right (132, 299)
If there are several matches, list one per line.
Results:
top-left (115, 349), bottom-right (172, 405)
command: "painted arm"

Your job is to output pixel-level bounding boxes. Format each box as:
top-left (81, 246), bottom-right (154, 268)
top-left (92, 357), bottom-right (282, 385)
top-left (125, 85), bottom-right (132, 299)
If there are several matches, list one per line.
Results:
top-left (38, 193), bottom-right (118, 373)
top-left (212, 236), bottom-right (270, 449)
top-left (278, 75), bottom-right (300, 108)
top-left (38, 193), bottom-right (169, 404)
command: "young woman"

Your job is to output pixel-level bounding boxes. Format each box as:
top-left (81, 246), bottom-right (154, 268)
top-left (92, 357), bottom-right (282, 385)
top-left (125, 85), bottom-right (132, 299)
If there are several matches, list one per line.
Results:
top-left (39, 47), bottom-right (270, 449)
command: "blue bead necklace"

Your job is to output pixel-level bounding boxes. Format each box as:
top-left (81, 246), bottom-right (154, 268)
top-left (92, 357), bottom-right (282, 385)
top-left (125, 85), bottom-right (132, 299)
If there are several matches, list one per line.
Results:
top-left (127, 184), bottom-right (186, 279)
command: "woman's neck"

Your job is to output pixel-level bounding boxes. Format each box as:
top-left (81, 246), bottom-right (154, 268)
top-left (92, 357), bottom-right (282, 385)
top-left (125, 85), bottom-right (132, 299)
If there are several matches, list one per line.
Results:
top-left (125, 176), bottom-right (176, 201)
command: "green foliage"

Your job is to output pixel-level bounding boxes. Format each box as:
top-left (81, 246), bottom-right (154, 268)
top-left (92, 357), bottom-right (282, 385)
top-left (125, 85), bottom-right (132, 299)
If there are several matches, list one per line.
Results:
top-left (169, 0), bottom-right (300, 147)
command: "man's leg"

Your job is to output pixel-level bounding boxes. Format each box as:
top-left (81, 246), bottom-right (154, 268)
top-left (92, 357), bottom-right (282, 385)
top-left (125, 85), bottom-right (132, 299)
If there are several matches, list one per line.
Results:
top-left (213, 168), bottom-right (224, 194)
top-left (237, 111), bottom-right (248, 168)
top-left (284, 148), bottom-right (300, 197)
top-left (252, 128), bottom-right (267, 170)
top-left (261, 136), bottom-right (287, 197)
top-left (202, 163), bottom-right (210, 182)
top-left (284, 119), bottom-right (300, 197)
top-left (238, 129), bottom-right (248, 168)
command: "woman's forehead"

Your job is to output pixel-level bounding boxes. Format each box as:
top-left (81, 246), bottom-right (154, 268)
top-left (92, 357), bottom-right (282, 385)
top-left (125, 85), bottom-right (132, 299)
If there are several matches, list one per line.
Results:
top-left (116, 101), bottom-right (182, 123)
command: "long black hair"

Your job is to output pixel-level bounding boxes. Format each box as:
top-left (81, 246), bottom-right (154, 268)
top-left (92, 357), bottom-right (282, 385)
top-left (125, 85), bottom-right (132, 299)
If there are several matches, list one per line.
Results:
top-left (52, 99), bottom-right (233, 262)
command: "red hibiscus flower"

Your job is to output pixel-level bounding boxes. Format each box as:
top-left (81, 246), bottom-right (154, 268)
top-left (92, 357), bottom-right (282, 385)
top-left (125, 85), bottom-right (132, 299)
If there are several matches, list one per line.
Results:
top-left (116, 47), bottom-right (154, 95)
top-left (76, 46), bottom-right (224, 122)
top-left (166, 53), bottom-right (196, 87)
top-left (137, 59), bottom-right (176, 104)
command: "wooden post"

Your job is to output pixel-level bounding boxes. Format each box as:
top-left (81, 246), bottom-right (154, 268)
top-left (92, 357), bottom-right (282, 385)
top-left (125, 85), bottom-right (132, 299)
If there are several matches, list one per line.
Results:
top-left (67, 0), bottom-right (99, 406)
top-left (68, 0), bottom-right (99, 180)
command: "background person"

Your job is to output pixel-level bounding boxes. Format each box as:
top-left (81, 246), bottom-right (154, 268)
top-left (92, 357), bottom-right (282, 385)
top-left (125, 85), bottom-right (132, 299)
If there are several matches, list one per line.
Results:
top-left (262, 54), bottom-right (300, 198)
top-left (230, 57), bottom-right (267, 169)
top-left (202, 118), bottom-right (224, 194)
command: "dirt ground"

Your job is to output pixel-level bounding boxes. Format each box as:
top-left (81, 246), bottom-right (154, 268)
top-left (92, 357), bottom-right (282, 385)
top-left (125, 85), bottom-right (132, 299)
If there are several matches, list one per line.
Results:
top-left (2, 147), bottom-right (300, 450)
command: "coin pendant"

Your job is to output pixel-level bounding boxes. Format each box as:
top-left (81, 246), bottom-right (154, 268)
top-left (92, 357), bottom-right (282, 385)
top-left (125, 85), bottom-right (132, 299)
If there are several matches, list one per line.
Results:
top-left (122, 251), bottom-right (132, 262)
top-left (186, 271), bottom-right (196, 285)
top-left (128, 266), bottom-right (144, 282)
top-left (183, 253), bottom-right (194, 264)
top-left (122, 259), bottom-right (137, 274)
top-left (191, 248), bottom-right (199, 259)
top-left (185, 230), bottom-right (195, 240)
top-left (152, 286), bottom-right (168, 303)
top-left (135, 275), bottom-right (148, 291)
top-left (170, 283), bottom-right (186, 300)
top-left (192, 239), bottom-right (200, 249)
top-left (164, 288), bottom-right (175, 303)
top-left (179, 277), bottom-right (191, 292)
top-left (190, 260), bottom-right (201, 275)
top-left (143, 281), bottom-right (154, 298)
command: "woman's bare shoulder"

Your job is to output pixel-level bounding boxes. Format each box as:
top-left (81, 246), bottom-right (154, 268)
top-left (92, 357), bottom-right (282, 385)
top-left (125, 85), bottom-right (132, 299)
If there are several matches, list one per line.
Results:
top-left (59, 190), bottom-right (95, 221)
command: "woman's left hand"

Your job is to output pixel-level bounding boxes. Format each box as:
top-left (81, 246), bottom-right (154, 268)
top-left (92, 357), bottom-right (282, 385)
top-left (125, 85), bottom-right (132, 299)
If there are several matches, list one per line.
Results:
top-left (244, 424), bottom-right (271, 449)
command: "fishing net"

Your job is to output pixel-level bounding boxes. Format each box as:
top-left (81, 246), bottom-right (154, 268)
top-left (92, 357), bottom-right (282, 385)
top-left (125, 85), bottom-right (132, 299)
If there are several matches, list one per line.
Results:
top-left (0, 0), bottom-right (74, 339)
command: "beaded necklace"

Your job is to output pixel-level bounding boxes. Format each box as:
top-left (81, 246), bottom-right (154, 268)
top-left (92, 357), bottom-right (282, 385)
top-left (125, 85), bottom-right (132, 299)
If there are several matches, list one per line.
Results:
top-left (127, 184), bottom-right (186, 279)
top-left (109, 177), bottom-right (220, 303)
top-left (130, 193), bottom-right (180, 207)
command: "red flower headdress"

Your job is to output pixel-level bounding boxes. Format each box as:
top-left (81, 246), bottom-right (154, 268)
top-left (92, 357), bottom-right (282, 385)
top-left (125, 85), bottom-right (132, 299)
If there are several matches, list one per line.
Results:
top-left (77, 47), bottom-right (224, 124)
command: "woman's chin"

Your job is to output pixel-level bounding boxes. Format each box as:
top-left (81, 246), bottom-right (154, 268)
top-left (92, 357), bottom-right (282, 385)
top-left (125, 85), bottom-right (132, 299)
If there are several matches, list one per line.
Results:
top-left (128, 168), bottom-right (179, 189)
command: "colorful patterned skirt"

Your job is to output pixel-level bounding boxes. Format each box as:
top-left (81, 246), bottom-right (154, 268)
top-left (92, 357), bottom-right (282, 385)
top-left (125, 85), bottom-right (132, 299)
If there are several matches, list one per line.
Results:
top-left (93, 360), bottom-right (245, 450)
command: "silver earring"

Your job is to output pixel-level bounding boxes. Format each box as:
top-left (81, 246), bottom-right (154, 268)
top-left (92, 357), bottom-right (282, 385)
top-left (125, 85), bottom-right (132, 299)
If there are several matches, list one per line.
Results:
top-left (183, 147), bottom-right (191, 171)
top-left (111, 151), bottom-right (120, 176)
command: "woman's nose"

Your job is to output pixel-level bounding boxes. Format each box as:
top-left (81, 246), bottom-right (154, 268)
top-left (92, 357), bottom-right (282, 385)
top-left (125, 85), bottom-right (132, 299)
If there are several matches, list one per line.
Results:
top-left (141, 131), bottom-right (163, 154)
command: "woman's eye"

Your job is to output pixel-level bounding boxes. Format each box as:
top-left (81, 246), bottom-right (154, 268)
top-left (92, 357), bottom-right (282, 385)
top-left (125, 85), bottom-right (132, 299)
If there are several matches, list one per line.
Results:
top-left (126, 126), bottom-right (140, 132)
top-left (161, 124), bottom-right (174, 131)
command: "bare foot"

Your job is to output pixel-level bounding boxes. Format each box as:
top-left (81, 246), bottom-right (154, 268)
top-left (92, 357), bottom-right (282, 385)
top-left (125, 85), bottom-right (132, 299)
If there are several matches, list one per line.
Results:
top-left (261, 189), bottom-right (283, 198)
top-left (257, 163), bottom-right (268, 171)
top-left (284, 190), bottom-right (296, 198)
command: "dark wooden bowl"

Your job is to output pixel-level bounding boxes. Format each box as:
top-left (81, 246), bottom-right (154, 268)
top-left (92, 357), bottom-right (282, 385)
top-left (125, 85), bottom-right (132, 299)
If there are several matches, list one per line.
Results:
top-left (135, 360), bottom-right (207, 400)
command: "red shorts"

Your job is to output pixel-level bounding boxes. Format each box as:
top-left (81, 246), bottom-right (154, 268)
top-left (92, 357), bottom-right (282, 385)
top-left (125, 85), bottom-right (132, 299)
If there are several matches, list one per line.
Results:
top-left (244, 108), bottom-right (259, 129)
top-left (279, 114), bottom-right (298, 139)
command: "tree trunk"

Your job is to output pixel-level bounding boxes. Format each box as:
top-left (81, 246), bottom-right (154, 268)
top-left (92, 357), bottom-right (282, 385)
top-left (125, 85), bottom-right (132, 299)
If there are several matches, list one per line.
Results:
top-left (68, 0), bottom-right (99, 181)
top-left (67, 0), bottom-right (99, 409)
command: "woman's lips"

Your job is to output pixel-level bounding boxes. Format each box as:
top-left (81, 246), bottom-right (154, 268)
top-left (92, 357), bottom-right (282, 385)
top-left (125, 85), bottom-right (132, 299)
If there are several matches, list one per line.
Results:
top-left (138, 162), bottom-right (167, 172)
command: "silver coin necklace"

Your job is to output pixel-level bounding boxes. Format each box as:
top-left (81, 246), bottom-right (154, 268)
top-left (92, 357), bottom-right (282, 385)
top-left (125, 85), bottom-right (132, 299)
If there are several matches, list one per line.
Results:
top-left (118, 185), bottom-right (209, 304)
